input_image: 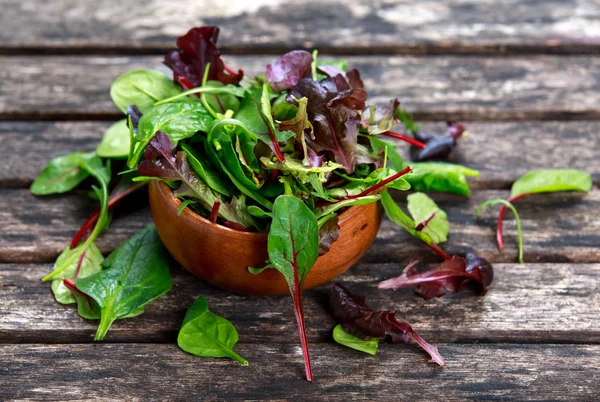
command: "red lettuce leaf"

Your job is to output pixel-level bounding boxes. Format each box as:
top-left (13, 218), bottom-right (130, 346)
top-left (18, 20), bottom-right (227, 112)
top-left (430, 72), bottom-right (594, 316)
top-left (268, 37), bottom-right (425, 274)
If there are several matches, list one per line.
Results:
top-left (411, 122), bottom-right (467, 161)
top-left (378, 254), bottom-right (493, 300)
top-left (266, 50), bottom-right (313, 92)
top-left (330, 283), bottom-right (444, 366)
top-left (288, 78), bottom-right (367, 173)
top-left (164, 26), bottom-right (243, 87)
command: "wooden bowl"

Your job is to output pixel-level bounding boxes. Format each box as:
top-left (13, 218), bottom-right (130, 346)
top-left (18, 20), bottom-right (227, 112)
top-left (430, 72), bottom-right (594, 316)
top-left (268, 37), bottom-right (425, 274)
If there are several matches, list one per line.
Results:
top-left (149, 181), bottom-right (382, 295)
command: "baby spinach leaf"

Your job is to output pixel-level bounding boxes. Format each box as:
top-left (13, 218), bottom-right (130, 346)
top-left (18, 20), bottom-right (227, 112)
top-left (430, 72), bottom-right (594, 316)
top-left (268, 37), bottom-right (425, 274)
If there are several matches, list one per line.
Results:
top-left (178, 296), bottom-right (248, 365)
top-left (380, 190), bottom-right (451, 261)
top-left (511, 169), bottom-right (592, 197)
top-left (406, 162), bottom-right (479, 196)
top-left (51, 242), bottom-right (103, 304)
top-left (76, 225), bottom-right (172, 340)
top-left (333, 324), bottom-right (378, 355)
top-left (268, 195), bottom-right (319, 381)
top-left (129, 101), bottom-right (214, 169)
top-left (110, 69), bottom-right (182, 114)
top-left (247, 205), bottom-right (272, 219)
top-left (96, 119), bottom-right (130, 159)
top-left (31, 152), bottom-right (91, 195)
top-left (407, 192), bottom-right (449, 244)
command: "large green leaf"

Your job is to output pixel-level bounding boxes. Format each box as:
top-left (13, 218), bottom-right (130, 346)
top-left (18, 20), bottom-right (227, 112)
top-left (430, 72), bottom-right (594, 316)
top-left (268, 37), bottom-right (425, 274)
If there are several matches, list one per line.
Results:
top-left (177, 296), bottom-right (248, 365)
top-left (110, 69), bottom-right (182, 114)
top-left (30, 152), bottom-right (91, 195)
top-left (406, 162), bottom-right (479, 196)
top-left (511, 169), bottom-right (592, 197)
top-left (129, 101), bottom-right (214, 169)
top-left (96, 119), bottom-right (130, 159)
top-left (76, 225), bottom-right (172, 340)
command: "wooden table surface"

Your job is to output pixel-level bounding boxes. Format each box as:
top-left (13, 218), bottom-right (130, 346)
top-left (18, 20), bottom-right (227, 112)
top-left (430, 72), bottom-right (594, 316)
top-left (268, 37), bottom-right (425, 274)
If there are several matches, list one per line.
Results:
top-left (1, 1), bottom-right (599, 400)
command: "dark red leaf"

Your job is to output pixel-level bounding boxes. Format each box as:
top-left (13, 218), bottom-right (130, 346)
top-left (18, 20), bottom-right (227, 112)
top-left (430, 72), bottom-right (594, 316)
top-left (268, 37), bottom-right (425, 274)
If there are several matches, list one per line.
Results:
top-left (378, 254), bottom-right (494, 300)
top-left (164, 26), bottom-right (243, 87)
top-left (266, 50), bottom-right (313, 92)
top-left (410, 122), bottom-right (467, 161)
top-left (318, 217), bottom-right (340, 256)
top-left (330, 283), bottom-right (444, 366)
top-left (288, 78), bottom-right (366, 173)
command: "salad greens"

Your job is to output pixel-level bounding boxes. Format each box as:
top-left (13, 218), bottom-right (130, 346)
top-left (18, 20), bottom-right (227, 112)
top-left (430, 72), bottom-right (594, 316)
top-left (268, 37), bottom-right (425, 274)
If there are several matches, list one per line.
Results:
top-left (178, 296), bottom-right (248, 365)
top-left (478, 169), bottom-right (592, 263)
top-left (30, 25), bottom-right (592, 381)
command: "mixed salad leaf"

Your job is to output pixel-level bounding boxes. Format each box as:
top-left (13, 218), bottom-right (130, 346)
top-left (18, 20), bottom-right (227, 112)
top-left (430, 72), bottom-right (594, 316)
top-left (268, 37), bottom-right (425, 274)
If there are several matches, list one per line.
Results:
top-left (30, 25), bottom-right (593, 381)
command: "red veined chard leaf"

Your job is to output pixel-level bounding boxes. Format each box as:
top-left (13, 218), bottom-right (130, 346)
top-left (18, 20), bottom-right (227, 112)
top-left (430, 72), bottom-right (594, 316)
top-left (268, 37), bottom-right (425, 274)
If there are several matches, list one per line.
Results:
top-left (378, 254), bottom-right (494, 300)
top-left (330, 283), bottom-right (444, 366)
top-left (268, 195), bottom-right (319, 381)
top-left (164, 26), bottom-right (243, 87)
top-left (266, 50), bottom-right (313, 92)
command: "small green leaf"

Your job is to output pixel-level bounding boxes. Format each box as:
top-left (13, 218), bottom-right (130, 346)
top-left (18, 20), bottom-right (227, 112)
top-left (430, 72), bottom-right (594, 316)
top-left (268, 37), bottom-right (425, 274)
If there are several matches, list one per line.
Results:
top-left (31, 152), bottom-right (91, 195)
top-left (96, 119), bottom-right (130, 159)
top-left (76, 225), bottom-right (172, 340)
top-left (315, 195), bottom-right (380, 219)
top-left (406, 162), bottom-right (479, 196)
top-left (511, 169), bottom-right (592, 197)
top-left (367, 136), bottom-right (404, 171)
top-left (476, 199), bottom-right (524, 264)
top-left (407, 192), bottom-right (449, 243)
top-left (261, 156), bottom-right (341, 184)
top-left (178, 296), bottom-right (248, 365)
top-left (247, 205), bottom-right (272, 219)
top-left (180, 143), bottom-right (234, 196)
top-left (333, 325), bottom-right (378, 355)
top-left (110, 69), bottom-right (182, 114)
top-left (50, 243), bottom-right (103, 304)
top-left (177, 199), bottom-right (197, 216)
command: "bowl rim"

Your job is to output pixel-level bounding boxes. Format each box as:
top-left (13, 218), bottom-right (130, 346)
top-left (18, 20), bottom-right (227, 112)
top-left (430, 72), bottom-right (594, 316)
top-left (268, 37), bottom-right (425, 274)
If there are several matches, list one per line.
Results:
top-left (152, 180), bottom-right (370, 239)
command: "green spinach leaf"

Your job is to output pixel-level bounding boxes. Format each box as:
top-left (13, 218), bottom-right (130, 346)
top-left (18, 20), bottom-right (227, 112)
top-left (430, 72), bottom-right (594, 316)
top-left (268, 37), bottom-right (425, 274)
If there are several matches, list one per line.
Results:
top-left (177, 296), bottom-right (248, 365)
top-left (31, 152), bottom-right (92, 195)
top-left (76, 225), bottom-right (172, 340)
top-left (333, 324), bottom-right (378, 355)
top-left (110, 69), bottom-right (182, 114)
top-left (96, 119), bottom-right (130, 159)
top-left (406, 162), bottom-right (479, 196)
top-left (511, 169), bottom-right (592, 197)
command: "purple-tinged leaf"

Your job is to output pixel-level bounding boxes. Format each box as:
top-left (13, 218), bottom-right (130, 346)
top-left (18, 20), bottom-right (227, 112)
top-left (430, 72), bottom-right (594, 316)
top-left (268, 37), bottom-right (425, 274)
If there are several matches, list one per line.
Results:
top-left (318, 217), bottom-right (340, 256)
top-left (330, 283), bottom-right (444, 366)
top-left (266, 50), bottom-right (313, 92)
top-left (411, 122), bottom-right (467, 161)
top-left (378, 254), bottom-right (494, 300)
top-left (164, 26), bottom-right (243, 87)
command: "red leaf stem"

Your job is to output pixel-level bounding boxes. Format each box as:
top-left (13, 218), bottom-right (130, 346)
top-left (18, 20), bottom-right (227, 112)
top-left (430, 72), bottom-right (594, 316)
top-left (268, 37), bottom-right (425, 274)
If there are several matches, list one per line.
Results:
top-left (209, 200), bottom-right (221, 223)
top-left (496, 193), bottom-right (530, 251)
top-left (382, 131), bottom-right (426, 148)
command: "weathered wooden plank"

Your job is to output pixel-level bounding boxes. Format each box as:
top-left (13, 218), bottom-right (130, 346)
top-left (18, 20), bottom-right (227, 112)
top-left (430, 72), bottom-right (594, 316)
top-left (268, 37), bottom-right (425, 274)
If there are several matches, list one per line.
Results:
top-left (1, 343), bottom-right (598, 400)
top-left (1, 262), bottom-right (598, 344)
top-left (1, 189), bottom-right (598, 264)
top-left (2, 120), bottom-right (599, 189)
top-left (1, 0), bottom-right (599, 55)
top-left (2, 56), bottom-right (600, 120)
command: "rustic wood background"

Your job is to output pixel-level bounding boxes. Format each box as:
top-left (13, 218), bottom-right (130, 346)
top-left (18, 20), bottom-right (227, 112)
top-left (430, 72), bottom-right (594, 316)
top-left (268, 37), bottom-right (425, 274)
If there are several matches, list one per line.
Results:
top-left (1, 1), bottom-right (599, 400)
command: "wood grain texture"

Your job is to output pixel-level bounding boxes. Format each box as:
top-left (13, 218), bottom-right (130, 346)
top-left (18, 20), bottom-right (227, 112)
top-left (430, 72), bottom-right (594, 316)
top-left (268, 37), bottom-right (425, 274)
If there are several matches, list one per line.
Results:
top-left (1, 343), bottom-right (599, 400)
top-left (1, 262), bottom-right (598, 344)
top-left (1, 0), bottom-right (599, 55)
top-left (2, 56), bottom-right (600, 120)
top-left (2, 120), bottom-right (599, 189)
top-left (2, 188), bottom-right (598, 264)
